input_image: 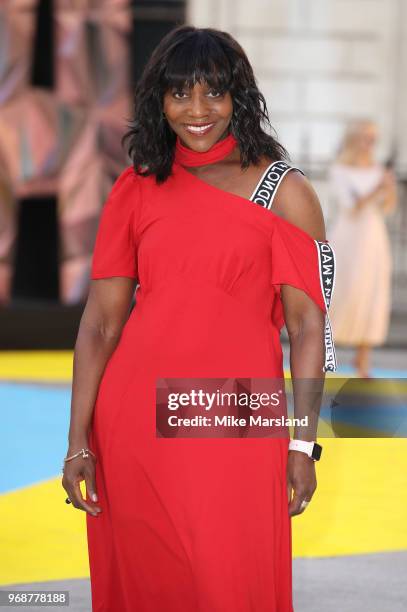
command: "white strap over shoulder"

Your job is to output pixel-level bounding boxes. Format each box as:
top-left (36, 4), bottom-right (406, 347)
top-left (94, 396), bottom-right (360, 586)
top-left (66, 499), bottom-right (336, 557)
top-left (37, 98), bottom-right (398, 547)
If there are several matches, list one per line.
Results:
top-left (251, 160), bottom-right (338, 373)
top-left (315, 240), bottom-right (338, 373)
top-left (249, 160), bottom-right (305, 209)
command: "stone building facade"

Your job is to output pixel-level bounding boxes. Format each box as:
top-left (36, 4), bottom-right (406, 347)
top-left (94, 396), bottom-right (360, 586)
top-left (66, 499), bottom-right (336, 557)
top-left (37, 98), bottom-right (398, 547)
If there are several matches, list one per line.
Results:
top-left (188, 0), bottom-right (407, 316)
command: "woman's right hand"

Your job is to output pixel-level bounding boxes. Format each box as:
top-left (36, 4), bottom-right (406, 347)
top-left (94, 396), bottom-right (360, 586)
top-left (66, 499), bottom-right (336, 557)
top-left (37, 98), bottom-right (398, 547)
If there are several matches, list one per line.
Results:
top-left (353, 170), bottom-right (395, 214)
top-left (61, 445), bottom-right (102, 517)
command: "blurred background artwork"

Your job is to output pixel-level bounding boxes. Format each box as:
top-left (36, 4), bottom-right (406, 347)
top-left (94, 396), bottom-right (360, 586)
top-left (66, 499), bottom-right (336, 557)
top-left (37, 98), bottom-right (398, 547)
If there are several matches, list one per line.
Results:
top-left (0, 2), bottom-right (406, 611)
top-left (0, 0), bottom-right (133, 306)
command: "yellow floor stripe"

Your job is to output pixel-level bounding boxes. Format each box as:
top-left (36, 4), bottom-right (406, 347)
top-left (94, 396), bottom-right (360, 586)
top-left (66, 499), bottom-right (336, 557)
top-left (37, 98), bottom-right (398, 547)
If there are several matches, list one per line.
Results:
top-left (0, 439), bottom-right (406, 585)
top-left (0, 478), bottom-right (88, 586)
top-left (292, 438), bottom-right (407, 556)
top-left (0, 352), bottom-right (73, 383)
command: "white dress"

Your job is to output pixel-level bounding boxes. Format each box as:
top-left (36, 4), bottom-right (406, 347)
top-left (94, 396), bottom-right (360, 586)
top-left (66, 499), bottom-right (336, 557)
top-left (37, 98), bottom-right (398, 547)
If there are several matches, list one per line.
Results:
top-left (327, 162), bottom-right (392, 346)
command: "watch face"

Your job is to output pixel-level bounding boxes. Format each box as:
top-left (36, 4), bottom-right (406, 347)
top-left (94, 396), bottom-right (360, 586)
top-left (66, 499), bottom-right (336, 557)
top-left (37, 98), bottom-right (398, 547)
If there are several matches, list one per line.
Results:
top-left (311, 443), bottom-right (322, 461)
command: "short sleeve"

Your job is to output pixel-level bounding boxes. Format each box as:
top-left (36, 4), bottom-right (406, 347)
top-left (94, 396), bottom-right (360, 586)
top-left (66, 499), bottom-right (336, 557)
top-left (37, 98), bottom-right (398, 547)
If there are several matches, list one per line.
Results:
top-left (270, 215), bottom-right (337, 372)
top-left (91, 167), bottom-right (140, 280)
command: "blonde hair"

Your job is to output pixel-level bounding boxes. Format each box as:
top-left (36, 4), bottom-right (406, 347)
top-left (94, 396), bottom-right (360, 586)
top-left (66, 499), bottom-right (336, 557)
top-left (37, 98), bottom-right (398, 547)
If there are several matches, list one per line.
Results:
top-left (336, 119), bottom-right (377, 164)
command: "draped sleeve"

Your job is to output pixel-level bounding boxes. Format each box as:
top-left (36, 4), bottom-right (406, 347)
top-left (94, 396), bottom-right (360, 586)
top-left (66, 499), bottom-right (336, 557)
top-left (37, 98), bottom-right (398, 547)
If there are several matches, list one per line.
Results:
top-left (270, 214), bottom-right (337, 372)
top-left (91, 167), bottom-right (140, 280)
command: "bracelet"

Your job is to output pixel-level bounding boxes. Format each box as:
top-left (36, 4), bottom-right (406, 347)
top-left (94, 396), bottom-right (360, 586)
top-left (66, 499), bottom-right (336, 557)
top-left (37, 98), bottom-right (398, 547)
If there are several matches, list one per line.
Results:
top-left (62, 448), bottom-right (96, 473)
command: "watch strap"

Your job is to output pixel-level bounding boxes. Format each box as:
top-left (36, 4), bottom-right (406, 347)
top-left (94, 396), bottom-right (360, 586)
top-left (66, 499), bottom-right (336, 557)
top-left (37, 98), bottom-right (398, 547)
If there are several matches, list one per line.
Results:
top-left (288, 439), bottom-right (322, 461)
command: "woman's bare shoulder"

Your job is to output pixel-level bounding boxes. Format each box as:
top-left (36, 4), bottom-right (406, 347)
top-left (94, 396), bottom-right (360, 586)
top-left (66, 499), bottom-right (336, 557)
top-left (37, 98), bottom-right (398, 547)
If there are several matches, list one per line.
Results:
top-left (271, 167), bottom-right (326, 241)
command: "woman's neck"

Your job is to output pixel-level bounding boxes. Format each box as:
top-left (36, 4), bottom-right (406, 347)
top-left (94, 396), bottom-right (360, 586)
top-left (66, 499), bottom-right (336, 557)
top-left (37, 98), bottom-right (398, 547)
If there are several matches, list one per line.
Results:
top-left (174, 131), bottom-right (238, 167)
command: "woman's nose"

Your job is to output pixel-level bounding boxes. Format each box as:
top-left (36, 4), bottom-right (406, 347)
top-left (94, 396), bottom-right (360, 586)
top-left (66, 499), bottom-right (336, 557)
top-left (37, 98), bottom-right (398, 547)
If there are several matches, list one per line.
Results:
top-left (187, 94), bottom-right (210, 118)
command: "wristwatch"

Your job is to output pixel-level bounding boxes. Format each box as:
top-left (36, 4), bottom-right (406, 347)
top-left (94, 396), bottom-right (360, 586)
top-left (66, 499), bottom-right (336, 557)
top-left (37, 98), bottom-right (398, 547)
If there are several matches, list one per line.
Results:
top-left (288, 439), bottom-right (322, 461)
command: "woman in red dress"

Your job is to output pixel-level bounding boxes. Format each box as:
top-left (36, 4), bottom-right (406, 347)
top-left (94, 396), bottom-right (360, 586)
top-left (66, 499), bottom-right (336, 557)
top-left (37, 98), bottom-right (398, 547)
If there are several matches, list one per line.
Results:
top-left (62, 26), bottom-right (336, 611)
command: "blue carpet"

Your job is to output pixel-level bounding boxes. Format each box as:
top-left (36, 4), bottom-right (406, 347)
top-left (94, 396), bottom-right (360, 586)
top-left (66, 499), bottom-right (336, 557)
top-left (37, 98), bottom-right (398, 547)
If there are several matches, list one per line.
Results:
top-left (0, 383), bottom-right (71, 493)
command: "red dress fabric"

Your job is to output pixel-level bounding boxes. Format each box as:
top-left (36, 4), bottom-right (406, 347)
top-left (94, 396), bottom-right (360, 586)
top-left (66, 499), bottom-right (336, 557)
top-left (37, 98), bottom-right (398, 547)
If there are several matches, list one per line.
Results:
top-left (86, 136), bottom-right (330, 612)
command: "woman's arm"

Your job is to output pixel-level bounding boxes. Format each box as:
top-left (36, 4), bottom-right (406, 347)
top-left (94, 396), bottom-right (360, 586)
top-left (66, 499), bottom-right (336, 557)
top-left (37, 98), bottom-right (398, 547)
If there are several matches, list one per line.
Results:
top-left (62, 277), bottom-right (136, 515)
top-left (379, 168), bottom-right (398, 214)
top-left (352, 183), bottom-right (386, 213)
top-left (352, 169), bottom-right (397, 215)
top-left (273, 172), bottom-right (327, 516)
top-left (329, 165), bottom-right (397, 215)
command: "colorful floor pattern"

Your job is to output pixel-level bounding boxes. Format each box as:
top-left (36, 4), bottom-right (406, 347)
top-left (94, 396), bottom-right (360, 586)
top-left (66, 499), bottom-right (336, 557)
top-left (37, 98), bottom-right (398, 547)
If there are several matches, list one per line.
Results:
top-left (0, 351), bottom-right (406, 588)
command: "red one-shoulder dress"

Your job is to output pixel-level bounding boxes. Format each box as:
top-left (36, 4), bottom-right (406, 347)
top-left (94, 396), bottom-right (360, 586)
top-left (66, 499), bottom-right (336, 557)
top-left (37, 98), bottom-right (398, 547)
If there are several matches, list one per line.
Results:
top-left (86, 133), bottom-right (336, 611)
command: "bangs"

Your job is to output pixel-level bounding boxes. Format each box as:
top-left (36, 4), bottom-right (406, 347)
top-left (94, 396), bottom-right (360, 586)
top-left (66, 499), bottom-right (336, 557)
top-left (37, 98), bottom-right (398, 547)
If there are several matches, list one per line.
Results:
top-left (126, 25), bottom-right (289, 182)
top-left (160, 33), bottom-right (233, 93)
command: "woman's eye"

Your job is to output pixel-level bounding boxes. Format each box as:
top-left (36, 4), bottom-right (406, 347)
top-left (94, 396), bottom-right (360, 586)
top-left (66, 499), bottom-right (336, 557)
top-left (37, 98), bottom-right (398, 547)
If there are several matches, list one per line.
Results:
top-left (173, 91), bottom-right (188, 99)
top-left (207, 90), bottom-right (221, 98)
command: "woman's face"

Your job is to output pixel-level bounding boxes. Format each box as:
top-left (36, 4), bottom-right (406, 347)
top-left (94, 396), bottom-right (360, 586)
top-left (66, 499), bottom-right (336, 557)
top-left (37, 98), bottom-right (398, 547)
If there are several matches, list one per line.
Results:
top-left (162, 80), bottom-right (233, 151)
top-left (355, 122), bottom-right (378, 153)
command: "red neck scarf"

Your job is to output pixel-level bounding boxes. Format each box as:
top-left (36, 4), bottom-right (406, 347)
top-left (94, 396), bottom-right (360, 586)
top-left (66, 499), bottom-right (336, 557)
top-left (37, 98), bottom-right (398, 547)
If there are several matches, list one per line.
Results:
top-left (174, 132), bottom-right (238, 167)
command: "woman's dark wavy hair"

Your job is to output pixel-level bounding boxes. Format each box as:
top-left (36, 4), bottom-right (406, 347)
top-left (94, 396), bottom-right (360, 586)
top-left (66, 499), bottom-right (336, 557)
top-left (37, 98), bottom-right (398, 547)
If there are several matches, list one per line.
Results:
top-left (123, 25), bottom-right (289, 184)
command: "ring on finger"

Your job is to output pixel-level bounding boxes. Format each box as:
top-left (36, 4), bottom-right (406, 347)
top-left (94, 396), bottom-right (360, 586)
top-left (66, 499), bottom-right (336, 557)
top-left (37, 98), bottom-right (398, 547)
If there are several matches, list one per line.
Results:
top-left (65, 497), bottom-right (72, 504)
top-left (300, 500), bottom-right (310, 511)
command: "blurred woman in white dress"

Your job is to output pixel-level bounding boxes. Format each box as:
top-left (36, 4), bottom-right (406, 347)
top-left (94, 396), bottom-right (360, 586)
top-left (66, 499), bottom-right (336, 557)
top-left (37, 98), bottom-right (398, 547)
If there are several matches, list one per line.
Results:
top-left (328, 120), bottom-right (397, 377)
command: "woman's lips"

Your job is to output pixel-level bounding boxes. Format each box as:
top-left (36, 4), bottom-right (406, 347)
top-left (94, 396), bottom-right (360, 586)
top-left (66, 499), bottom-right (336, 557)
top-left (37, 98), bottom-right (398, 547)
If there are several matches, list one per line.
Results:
top-left (184, 123), bottom-right (215, 136)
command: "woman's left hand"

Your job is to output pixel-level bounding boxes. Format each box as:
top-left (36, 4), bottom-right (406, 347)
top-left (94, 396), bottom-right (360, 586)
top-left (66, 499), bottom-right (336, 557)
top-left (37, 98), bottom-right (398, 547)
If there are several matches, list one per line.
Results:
top-left (287, 450), bottom-right (317, 517)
